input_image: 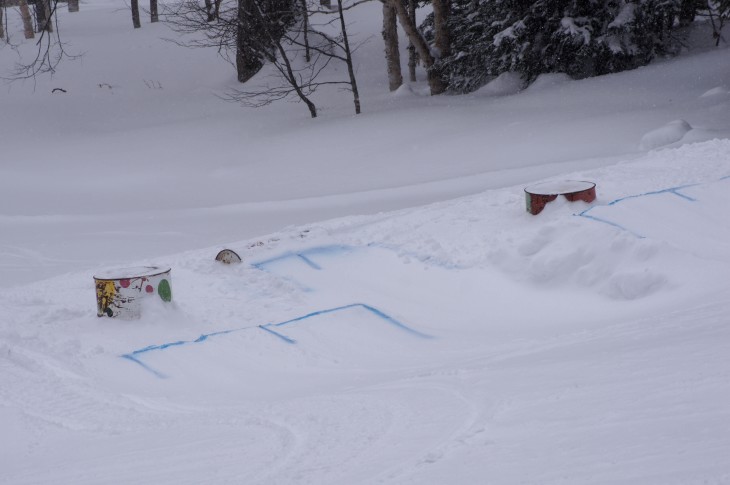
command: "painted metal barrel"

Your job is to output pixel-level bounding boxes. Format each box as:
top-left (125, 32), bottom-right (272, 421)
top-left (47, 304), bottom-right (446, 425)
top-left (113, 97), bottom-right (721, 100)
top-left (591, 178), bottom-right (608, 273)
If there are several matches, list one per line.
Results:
top-left (525, 180), bottom-right (596, 215)
top-left (94, 266), bottom-right (172, 319)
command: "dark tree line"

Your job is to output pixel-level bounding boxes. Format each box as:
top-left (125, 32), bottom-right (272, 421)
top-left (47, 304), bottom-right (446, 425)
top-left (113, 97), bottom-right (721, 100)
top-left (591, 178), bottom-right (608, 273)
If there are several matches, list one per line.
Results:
top-left (2, 0), bottom-right (728, 108)
top-left (417, 0), bottom-right (730, 94)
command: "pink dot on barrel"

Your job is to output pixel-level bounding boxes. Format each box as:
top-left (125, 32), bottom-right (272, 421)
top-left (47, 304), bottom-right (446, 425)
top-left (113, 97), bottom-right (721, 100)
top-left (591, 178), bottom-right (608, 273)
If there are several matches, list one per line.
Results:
top-left (120, 279), bottom-right (130, 288)
top-left (145, 285), bottom-right (154, 293)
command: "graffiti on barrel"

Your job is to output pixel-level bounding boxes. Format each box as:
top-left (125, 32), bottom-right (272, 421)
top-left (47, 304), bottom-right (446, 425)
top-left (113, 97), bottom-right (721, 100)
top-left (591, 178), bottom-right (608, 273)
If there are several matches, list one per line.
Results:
top-left (94, 266), bottom-right (172, 319)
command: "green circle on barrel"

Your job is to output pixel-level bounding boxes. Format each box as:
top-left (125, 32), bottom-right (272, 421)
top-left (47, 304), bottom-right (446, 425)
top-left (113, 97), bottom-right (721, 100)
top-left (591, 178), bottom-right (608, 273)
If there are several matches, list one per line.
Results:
top-left (158, 279), bottom-right (172, 302)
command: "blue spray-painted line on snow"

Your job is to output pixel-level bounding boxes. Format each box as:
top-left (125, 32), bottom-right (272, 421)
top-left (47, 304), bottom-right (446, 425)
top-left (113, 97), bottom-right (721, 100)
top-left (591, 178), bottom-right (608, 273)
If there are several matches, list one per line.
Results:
top-left (251, 245), bottom-right (353, 271)
top-left (120, 303), bottom-right (429, 378)
top-left (258, 324), bottom-right (297, 344)
top-left (575, 182), bottom-right (706, 236)
top-left (297, 254), bottom-right (322, 270)
top-left (576, 212), bottom-right (646, 239)
top-left (259, 303), bottom-right (433, 341)
top-left (250, 245), bottom-right (354, 292)
top-left (603, 184), bottom-right (699, 207)
top-left (120, 354), bottom-right (168, 379)
top-left (120, 327), bottom-right (252, 378)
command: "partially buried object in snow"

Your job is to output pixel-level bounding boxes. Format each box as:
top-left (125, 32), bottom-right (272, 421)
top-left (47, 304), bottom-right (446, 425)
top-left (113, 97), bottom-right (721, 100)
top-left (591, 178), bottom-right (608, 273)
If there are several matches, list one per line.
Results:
top-left (215, 249), bottom-right (242, 264)
top-left (524, 180), bottom-right (596, 215)
top-left (94, 266), bottom-right (172, 319)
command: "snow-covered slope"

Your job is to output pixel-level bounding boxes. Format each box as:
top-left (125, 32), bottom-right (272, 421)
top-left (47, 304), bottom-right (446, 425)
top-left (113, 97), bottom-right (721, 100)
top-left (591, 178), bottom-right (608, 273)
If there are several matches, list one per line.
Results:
top-left (2, 139), bottom-right (730, 483)
top-left (1, 1), bottom-right (730, 483)
top-left (1, 0), bottom-right (730, 286)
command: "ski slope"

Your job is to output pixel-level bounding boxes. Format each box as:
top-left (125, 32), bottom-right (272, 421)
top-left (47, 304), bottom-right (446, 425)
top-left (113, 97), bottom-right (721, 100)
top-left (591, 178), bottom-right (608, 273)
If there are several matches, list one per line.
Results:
top-left (1, 0), bottom-right (730, 483)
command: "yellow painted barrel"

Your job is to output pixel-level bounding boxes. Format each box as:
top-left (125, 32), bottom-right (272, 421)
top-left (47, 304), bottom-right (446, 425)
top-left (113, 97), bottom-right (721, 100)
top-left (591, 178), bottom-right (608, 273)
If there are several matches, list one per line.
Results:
top-left (94, 266), bottom-right (172, 319)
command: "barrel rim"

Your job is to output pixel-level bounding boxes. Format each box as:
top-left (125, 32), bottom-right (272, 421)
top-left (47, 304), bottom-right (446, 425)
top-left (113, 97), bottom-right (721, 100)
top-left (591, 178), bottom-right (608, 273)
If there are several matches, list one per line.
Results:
top-left (93, 265), bottom-right (171, 281)
top-left (524, 180), bottom-right (596, 196)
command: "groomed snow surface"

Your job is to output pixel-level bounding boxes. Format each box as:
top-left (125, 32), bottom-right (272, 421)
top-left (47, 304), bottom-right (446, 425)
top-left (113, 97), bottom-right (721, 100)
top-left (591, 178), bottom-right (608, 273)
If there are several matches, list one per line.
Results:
top-left (2, 1), bottom-right (730, 484)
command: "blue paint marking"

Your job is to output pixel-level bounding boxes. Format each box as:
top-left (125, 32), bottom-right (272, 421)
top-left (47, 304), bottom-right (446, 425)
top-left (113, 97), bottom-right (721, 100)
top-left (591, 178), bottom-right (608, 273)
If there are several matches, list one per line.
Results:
top-left (261, 303), bottom-right (432, 339)
top-left (669, 189), bottom-right (697, 202)
top-left (574, 179), bottom-right (728, 236)
top-left (120, 354), bottom-right (168, 379)
top-left (258, 325), bottom-right (297, 344)
top-left (297, 254), bottom-right (322, 270)
top-left (252, 245), bottom-right (353, 271)
top-left (604, 184), bottom-right (698, 207)
top-left (576, 212), bottom-right (646, 238)
top-left (121, 303), bottom-right (429, 378)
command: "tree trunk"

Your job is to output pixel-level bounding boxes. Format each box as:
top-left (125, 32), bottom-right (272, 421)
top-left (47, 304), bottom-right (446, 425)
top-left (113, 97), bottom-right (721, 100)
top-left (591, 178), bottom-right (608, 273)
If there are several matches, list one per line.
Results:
top-left (35, 0), bottom-right (53, 33)
top-left (301, 0), bottom-right (310, 62)
top-left (68, 0), bottom-right (80, 13)
top-left (204, 0), bottom-right (215, 21)
top-left (131, 0), bottom-right (141, 28)
top-left (338, 0), bottom-right (361, 114)
top-left (382, 1), bottom-right (402, 91)
top-left (236, 0), bottom-right (263, 83)
top-left (0, 6), bottom-right (4, 41)
top-left (19, 0), bottom-right (34, 39)
top-left (213, 0), bottom-right (222, 20)
top-left (678, 0), bottom-right (697, 27)
top-left (387, 0), bottom-right (446, 94)
top-left (407, 0), bottom-right (417, 82)
top-left (432, 0), bottom-right (450, 58)
top-left (150, 0), bottom-right (158, 22)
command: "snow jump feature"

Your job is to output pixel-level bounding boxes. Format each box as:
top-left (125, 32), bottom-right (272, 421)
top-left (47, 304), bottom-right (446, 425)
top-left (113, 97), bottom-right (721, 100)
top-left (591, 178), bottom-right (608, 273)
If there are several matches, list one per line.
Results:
top-left (120, 303), bottom-right (430, 378)
top-left (258, 303), bottom-right (432, 344)
top-left (576, 177), bottom-right (730, 258)
top-left (252, 245), bottom-right (354, 272)
top-left (577, 181), bottom-right (703, 237)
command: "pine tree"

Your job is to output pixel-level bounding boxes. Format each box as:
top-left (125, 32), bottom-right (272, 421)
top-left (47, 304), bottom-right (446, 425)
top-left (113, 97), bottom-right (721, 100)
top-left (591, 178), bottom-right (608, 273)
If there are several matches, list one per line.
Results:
top-left (425, 0), bottom-right (688, 94)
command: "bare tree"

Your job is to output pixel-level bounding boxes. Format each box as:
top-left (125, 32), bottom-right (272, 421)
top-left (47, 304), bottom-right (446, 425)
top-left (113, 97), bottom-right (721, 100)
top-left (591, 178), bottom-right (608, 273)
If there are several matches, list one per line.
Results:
top-left (0, 4), bottom-right (4, 41)
top-left (163, 0), bottom-right (363, 117)
top-left (224, 0), bottom-right (365, 117)
top-left (337, 0), bottom-right (360, 112)
top-left (0, 0), bottom-right (83, 80)
top-left (386, 0), bottom-right (447, 94)
top-left (704, 0), bottom-right (730, 45)
top-left (381, 0), bottom-right (402, 91)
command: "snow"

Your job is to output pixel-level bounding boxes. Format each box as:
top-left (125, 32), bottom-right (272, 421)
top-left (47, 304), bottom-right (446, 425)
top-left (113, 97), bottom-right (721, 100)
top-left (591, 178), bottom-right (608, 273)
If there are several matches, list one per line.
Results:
top-left (2, 1), bottom-right (730, 483)
top-left (524, 179), bottom-right (595, 195)
top-left (94, 266), bottom-right (171, 279)
top-left (474, 71), bottom-right (525, 97)
top-left (638, 119), bottom-right (693, 150)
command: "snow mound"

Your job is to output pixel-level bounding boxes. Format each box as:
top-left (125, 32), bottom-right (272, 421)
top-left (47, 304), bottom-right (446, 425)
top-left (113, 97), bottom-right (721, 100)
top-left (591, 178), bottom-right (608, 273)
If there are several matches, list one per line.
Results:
top-left (526, 73), bottom-right (572, 92)
top-left (701, 86), bottom-right (729, 98)
top-left (474, 72), bottom-right (525, 97)
top-left (393, 83), bottom-right (415, 98)
top-left (638, 119), bottom-right (692, 150)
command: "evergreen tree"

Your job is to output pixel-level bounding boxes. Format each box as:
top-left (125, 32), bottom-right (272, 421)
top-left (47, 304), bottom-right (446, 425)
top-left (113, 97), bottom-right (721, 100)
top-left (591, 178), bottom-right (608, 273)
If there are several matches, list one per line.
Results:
top-left (423, 0), bottom-right (687, 94)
